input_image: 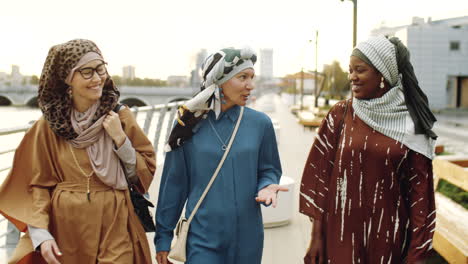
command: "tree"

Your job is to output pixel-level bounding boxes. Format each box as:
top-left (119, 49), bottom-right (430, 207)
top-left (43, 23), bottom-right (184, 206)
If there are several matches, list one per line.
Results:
top-left (111, 75), bottom-right (167, 87)
top-left (322, 61), bottom-right (349, 99)
top-left (30, 75), bottom-right (39, 85)
top-left (111, 75), bottom-right (122, 85)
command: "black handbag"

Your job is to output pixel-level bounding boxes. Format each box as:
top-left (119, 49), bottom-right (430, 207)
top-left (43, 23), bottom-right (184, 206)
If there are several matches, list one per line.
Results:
top-left (114, 103), bottom-right (156, 232)
top-left (128, 183), bottom-right (156, 232)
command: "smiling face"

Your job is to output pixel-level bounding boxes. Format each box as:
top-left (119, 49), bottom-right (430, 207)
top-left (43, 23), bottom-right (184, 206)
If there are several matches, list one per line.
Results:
top-left (220, 68), bottom-right (255, 110)
top-left (70, 59), bottom-right (108, 111)
top-left (349, 55), bottom-right (388, 100)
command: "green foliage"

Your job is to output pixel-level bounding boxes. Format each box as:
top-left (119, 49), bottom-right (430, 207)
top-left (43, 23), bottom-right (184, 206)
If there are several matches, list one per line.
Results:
top-left (322, 61), bottom-right (349, 98)
top-left (283, 86), bottom-right (297, 94)
top-left (319, 104), bottom-right (332, 111)
top-left (30, 75), bottom-right (39, 85)
top-left (111, 75), bottom-right (167, 87)
top-left (426, 252), bottom-right (448, 264)
top-left (437, 179), bottom-right (468, 210)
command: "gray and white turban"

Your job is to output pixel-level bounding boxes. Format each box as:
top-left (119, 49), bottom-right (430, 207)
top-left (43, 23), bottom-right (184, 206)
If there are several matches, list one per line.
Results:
top-left (352, 36), bottom-right (399, 87)
top-left (164, 47), bottom-right (257, 152)
top-left (184, 47), bottom-right (257, 119)
top-left (350, 36), bottom-right (437, 159)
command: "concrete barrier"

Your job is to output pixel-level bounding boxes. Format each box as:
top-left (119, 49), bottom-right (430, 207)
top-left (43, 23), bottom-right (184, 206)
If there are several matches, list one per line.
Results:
top-left (261, 176), bottom-right (295, 228)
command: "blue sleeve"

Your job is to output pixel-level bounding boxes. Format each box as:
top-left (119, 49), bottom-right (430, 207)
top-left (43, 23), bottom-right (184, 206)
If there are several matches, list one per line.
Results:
top-left (257, 118), bottom-right (282, 193)
top-left (154, 146), bottom-right (189, 252)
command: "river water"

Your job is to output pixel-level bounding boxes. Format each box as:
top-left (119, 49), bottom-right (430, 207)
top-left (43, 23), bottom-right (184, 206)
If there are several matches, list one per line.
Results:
top-left (0, 106), bottom-right (42, 180)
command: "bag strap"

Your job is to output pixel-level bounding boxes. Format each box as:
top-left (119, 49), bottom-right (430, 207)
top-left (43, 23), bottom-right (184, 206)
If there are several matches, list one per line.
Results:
top-left (186, 106), bottom-right (244, 225)
top-left (113, 103), bottom-right (123, 113)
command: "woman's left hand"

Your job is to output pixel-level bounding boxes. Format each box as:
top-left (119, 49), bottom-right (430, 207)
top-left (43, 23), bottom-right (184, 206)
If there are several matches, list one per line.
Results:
top-left (255, 184), bottom-right (289, 207)
top-left (103, 111), bottom-right (126, 148)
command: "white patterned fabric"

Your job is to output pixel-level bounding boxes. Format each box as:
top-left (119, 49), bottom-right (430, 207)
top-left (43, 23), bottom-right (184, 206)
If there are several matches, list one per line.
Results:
top-left (352, 36), bottom-right (435, 159)
top-left (185, 47), bottom-right (256, 119)
top-left (355, 36), bottom-right (399, 86)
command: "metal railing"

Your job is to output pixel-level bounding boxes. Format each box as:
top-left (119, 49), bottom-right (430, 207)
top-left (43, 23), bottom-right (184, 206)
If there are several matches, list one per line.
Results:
top-left (0, 101), bottom-right (184, 250)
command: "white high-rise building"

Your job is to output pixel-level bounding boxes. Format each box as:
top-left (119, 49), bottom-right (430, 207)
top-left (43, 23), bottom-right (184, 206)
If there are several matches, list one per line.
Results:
top-left (190, 49), bottom-right (207, 88)
top-left (371, 16), bottom-right (468, 109)
top-left (122, 65), bottom-right (136, 80)
top-left (259, 49), bottom-right (273, 80)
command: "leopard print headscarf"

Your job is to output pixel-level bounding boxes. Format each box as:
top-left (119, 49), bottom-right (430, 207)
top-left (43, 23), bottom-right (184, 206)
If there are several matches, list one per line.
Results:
top-left (38, 39), bottom-right (119, 140)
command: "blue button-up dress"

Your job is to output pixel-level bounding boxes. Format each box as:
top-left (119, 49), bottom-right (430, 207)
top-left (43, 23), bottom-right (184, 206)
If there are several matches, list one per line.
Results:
top-left (155, 105), bottom-right (282, 264)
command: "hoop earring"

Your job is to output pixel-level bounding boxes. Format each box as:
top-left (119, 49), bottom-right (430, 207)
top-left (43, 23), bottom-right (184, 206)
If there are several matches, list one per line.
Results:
top-left (380, 77), bottom-right (385, 89)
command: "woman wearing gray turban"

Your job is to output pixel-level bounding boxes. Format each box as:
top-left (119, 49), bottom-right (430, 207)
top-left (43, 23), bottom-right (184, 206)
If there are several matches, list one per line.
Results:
top-left (300, 36), bottom-right (437, 264)
top-left (155, 47), bottom-right (286, 264)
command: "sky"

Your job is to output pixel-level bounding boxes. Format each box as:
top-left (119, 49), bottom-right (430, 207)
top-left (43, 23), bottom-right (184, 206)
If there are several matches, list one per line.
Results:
top-left (1, 0), bottom-right (468, 79)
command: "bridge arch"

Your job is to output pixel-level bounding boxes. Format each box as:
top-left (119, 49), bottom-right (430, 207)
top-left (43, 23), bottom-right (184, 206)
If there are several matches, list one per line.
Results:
top-left (120, 97), bottom-right (149, 108)
top-left (25, 96), bottom-right (39, 107)
top-left (0, 95), bottom-right (13, 106)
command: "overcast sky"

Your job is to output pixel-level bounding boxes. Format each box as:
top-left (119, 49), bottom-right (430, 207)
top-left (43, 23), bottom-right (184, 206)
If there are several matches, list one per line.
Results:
top-left (1, 0), bottom-right (467, 79)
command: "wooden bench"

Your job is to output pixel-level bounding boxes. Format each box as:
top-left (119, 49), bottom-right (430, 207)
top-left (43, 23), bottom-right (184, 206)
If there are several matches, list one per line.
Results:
top-left (297, 107), bottom-right (328, 128)
top-left (432, 158), bottom-right (468, 264)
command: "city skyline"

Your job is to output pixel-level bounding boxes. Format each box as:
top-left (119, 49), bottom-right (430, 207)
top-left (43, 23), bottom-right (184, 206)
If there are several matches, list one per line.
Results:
top-left (1, 0), bottom-right (468, 79)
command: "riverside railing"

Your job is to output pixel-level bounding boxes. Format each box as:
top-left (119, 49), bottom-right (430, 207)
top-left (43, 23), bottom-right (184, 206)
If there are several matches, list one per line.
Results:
top-left (0, 101), bottom-right (184, 251)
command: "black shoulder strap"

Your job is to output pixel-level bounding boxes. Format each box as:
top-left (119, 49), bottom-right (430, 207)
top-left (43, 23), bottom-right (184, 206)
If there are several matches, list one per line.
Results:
top-left (113, 103), bottom-right (123, 113)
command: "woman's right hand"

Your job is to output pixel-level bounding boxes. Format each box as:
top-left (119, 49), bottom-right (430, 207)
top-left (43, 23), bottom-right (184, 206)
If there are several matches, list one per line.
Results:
top-left (40, 240), bottom-right (62, 264)
top-left (156, 251), bottom-right (173, 264)
top-left (304, 219), bottom-right (324, 264)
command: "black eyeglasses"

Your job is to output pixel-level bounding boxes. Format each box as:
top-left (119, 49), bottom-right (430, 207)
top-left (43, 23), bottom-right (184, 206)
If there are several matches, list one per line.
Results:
top-left (77, 63), bottom-right (108, 79)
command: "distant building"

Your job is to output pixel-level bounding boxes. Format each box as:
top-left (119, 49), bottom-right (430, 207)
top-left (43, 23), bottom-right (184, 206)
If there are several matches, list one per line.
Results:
top-left (190, 49), bottom-right (207, 88)
top-left (10, 65), bottom-right (22, 85)
top-left (282, 71), bottom-right (321, 94)
top-left (371, 16), bottom-right (468, 109)
top-left (167, 75), bottom-right (189, 88)
top-left (259, 49), bottom-right (273, 80)
top-left (0, 72), bottom-right (7, 83)
top-left (122, 65), bottom-right (136, 80)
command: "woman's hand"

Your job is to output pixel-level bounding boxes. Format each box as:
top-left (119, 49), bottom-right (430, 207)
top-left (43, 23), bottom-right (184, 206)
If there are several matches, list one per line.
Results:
top-left (40, 239), bottom-right (62, 264)
top-left (103, 111), bottom-right (126, 148)
top-left (255, 184), bottom-right (289, 207)
top-left (305, 219), bottom-right (324, 264)
top-left (156, 251), bottom-right (173, 264)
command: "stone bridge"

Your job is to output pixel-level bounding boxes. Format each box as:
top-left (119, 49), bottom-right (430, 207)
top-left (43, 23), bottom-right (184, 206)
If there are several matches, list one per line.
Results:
top-left (0, 85), bottom-right (197, 107)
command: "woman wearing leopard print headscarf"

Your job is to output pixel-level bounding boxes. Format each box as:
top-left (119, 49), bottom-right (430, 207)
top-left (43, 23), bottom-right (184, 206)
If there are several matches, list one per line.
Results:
top-left (0, 39), bottom-right (156, 264)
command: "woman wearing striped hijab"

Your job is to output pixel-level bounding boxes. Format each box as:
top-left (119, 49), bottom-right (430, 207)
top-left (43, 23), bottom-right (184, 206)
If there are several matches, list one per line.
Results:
top-left (300, 36), bottom-right (437, 264)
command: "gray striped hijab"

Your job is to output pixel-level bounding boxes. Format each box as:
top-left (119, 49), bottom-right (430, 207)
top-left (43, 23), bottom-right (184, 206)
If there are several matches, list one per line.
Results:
top-left (352, 36), bottom-right (436, 159)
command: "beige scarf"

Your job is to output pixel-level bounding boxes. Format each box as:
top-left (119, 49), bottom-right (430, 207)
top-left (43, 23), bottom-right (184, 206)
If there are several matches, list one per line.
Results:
top-left (69, 102), bottom-right (127, 190)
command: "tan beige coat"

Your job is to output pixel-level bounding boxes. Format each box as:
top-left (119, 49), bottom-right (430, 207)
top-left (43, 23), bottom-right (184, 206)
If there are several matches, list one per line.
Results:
top-left (0, 108), bottom-right (156, 264)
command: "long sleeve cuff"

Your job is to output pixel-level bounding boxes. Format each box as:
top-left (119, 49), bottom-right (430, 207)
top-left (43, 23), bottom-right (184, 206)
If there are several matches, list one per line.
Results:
top-left (113, 137), bottom-right (137, 182)
top-left (155, 234), bottom-right (173, 253)
top-left (28, 225), bottom-right (54, 251)
top-left (257, 178), bottom-right (276, 193)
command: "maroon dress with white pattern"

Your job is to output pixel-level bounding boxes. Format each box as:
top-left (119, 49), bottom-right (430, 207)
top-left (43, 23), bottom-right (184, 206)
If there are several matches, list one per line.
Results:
top-left (300, 100), bottom-right (436, 264)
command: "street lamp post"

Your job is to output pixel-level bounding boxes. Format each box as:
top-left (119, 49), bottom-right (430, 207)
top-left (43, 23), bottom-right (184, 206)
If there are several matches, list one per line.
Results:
top-left (341, 0), bottom-right (357, 48)
top-left (313, 30), bottom-right (319, 108)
